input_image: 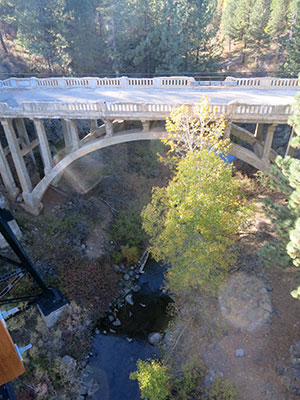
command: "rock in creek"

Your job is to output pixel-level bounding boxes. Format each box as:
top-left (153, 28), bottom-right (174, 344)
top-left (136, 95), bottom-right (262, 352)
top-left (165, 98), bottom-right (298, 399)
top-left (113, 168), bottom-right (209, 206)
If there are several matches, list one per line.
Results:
top-left (148, 332), bottom-right (164, 346)
top-left (123, 273), bottom-right (130, 281)
top-left (112, 319), bottom-right (121, 327)
top-left (125, 294), bottom-right (134, 306)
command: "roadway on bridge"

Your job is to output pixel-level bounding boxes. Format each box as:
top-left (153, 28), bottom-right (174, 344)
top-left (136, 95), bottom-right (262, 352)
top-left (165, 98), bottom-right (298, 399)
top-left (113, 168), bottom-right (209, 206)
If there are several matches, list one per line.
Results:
top-left (0, 87), bottom-right (296, 108)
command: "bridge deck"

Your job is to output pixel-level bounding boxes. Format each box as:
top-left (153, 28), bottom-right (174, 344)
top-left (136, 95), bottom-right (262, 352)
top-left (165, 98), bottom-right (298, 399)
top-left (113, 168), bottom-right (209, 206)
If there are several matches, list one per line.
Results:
top-left (0, 87), bottom-right (296, 108)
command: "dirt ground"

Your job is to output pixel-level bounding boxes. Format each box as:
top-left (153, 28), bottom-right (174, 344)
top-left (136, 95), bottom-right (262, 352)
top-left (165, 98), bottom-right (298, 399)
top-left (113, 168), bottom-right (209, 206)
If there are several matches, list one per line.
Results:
top-left (167, 182), bottom-right (300, 400)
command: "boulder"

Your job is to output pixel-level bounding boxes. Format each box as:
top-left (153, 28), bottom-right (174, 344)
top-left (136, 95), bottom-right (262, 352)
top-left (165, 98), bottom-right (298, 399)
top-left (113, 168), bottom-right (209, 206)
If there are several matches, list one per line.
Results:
top-left (125, 294), bottom-right (134, 306)
top-left (235, 348), bottom-right (245, 357)
top-left (148, 332), bottom-right (163, 346)
top-left (164, 332), bottom-right (174, 346)
top-left (113, 264), bottom-right (120, 273)
top-left (132, 285), bottom-right (141, 293)
top-left (61, 355), bottom-right (77, 371)
top-left (123, 273), bottom-right (130, 281)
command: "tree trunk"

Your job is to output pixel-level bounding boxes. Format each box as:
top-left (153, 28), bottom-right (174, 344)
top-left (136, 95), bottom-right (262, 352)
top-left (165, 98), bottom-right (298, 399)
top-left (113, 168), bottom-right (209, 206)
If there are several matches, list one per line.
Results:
top-left (241, 42), bottom-right (247, 64)
top-left (184, 51), bottom-right (188, 72)
top-left (0, 32), bottom-right (8, 54)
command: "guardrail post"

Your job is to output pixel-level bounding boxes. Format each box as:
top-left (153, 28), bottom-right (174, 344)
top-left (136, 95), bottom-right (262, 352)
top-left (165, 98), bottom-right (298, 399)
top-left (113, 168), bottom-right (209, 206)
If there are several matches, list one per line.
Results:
top-left (9, 79), bottom-right (17, 88)
top-left (260, 77), bottom-right (272, 87)
top-left (88, 78), bottom-right (96, 89)
top-left (57, 78), bottom-right (65, 88)
top-left (120, 77), bottom-right (128, 88)
top-left (153, 77), bottom-right (161, 88)
top-left (30, 77), bottom-right (37, 88)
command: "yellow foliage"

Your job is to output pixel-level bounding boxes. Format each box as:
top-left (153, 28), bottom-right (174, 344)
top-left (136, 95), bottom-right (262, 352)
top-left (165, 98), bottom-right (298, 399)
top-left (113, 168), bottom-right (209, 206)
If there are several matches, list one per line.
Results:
top-left (130, 359), bottom-right (170, 400)
top-left (142, 101), bottom-right (250, 294)
top-left (163, 97), bottom-right (230, 158)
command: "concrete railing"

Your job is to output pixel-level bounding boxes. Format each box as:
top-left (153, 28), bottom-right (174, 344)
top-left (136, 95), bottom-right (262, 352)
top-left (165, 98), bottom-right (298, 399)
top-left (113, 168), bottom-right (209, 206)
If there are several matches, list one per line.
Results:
top-left (0, 76), bottom-right (195, 89)
top-left (0, 76), bottom-right (298, 90)
top-left (225, 76), bottom-right (299, 88)
top-left (0, 101), bottom-right (293, 123)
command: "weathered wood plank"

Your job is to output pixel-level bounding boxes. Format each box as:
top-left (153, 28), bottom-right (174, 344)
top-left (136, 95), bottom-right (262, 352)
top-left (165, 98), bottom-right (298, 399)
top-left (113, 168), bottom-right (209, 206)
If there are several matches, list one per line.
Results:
top-left (0, 320), bottom-right (25, 385)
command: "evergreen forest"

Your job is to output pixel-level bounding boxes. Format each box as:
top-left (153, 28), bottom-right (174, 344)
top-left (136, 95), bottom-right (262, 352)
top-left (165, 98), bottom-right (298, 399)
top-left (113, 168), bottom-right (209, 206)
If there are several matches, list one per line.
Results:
top-left (0, 0), bottom-right (299, 76)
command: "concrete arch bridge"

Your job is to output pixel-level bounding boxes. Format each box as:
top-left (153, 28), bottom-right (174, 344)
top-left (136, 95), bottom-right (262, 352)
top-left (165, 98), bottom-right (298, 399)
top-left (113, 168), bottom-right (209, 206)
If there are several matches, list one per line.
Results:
top-left (0, 76), bottom-right (298, 214)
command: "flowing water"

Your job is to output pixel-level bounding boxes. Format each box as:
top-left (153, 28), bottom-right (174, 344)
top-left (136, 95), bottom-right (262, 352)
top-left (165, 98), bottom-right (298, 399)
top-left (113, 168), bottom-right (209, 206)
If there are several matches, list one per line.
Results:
top-left (90, 259), bottom-right (172, 400)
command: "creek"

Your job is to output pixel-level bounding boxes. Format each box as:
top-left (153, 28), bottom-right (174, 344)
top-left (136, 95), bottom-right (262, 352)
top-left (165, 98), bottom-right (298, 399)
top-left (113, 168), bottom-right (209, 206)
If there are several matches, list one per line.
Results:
top-left (89, 258), bottom-right (172, 400)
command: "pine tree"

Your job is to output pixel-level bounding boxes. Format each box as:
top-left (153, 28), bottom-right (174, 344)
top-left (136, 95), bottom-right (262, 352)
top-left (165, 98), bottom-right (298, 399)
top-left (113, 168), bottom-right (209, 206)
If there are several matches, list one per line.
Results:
top-left (248, 0), bottom-right (271, 46)
top-left (284, 1), bottom-right (300, 75)
top-left (14, 0), bottom-right (68, 72)
top-left (267, 0), bottom-right (290, 39)
top-left (64, 0), bottom-right (100, 74)
top-left (0, 0), bottom-right (17, 53)
top-left (222, 0), bottom-right (254, 61)
top-left (260, 82), bottom-right (300, 272)
top-left (247, 0), bottom-right (271, 65)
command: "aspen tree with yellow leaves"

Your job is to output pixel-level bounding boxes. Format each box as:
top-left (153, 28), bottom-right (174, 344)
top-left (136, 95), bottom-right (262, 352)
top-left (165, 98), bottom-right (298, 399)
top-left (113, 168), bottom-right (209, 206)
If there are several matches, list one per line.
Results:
top-left (142, 99), bottom-right (250, 294)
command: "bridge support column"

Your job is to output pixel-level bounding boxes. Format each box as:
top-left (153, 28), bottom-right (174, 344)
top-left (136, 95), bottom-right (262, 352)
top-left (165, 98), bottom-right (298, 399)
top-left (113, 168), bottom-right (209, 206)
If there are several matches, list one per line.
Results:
top-left (90, 120), bottom-right (98, 132)
top-left (224, 121), bottom-right (232, 139)
top-left (262, 124), bottom-right (277, 162)
top-left (15, 118), bottom-right (36, 165)
top-left (1, 119), bottom-right (32, 197)
top-left (61, 119), bottom-right (79, 151)
top-left (33, 119), bottom-right (53, 175)
top-left (21, 192), bottom-right (43, 216)
top-left (141, 120), bottom-right (151, 131)
top-left (254, 123), bottom-right (264, 142)
top-left (104, 120), bottom-right (113, 137)
top-left (0, 140), bottom-right (18, 199)
top-left (285, 127), bottom-right (296, 157)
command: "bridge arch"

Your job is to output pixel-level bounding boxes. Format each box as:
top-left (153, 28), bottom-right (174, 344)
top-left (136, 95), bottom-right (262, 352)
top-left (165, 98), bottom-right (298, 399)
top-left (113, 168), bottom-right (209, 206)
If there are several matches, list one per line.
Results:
top-left (24, 129), bottom-right (167, 212)
top-left (23, 127), bottom-right (274, 214)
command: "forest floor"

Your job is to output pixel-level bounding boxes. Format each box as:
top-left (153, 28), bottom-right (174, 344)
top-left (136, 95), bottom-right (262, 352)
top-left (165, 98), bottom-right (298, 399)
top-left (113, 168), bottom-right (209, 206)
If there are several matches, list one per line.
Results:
top-left (166, 175), bottom-right (300, 400)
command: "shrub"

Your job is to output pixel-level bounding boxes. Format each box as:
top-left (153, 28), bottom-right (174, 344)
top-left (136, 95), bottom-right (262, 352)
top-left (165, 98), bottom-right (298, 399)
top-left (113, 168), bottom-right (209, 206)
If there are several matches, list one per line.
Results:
top-left (172, 356), bottom-right (207, 399)
top-left (121, 245), bottom-right (140, 265)
top-left (208, 378), bottom-right (238, 400)
top-left (130, 359), bottom-right (171, 400)
top-left (111, 208), bottom-right (146, 247)
top-left (15, 303), bottom-right (90, 399)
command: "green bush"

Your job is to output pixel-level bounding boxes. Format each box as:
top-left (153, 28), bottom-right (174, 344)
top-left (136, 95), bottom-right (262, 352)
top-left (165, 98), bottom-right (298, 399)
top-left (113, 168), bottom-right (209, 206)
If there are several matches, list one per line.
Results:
top-left (111, 208), bottom-right (146, 247)
top-left (121, 245), bottom-right (140, 265)
top-left (172, 356), bottom-right (207, 399)
top-left (130, 359), bottom-right (171, 400)
top-left (208, 378), bottom-right (238, 400)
